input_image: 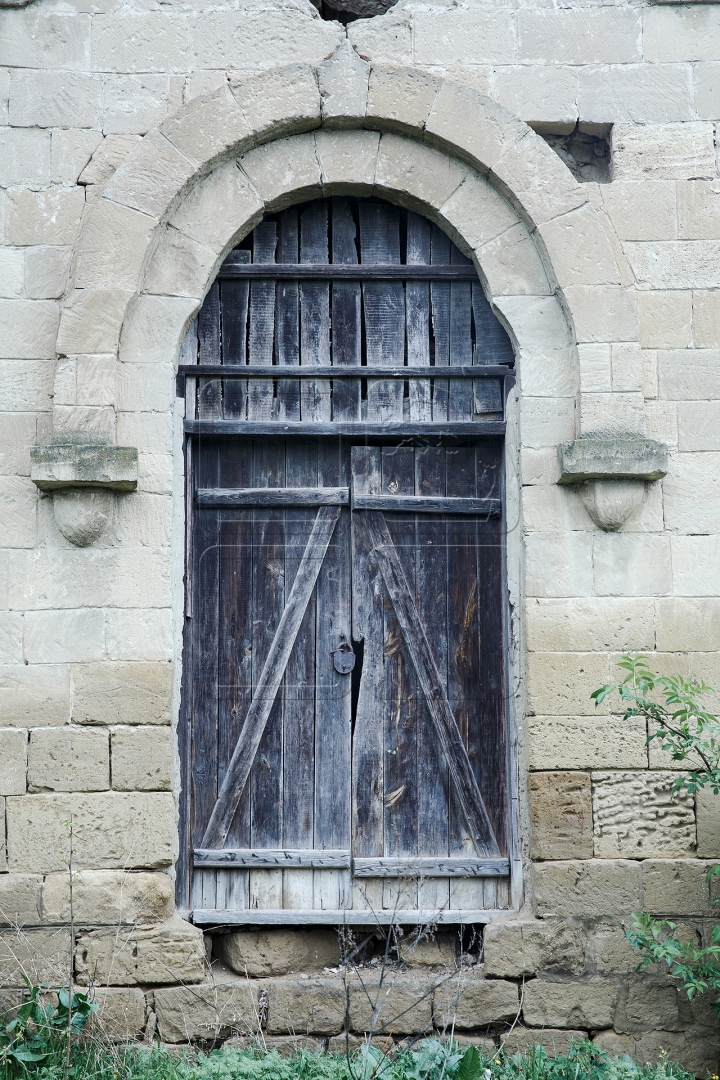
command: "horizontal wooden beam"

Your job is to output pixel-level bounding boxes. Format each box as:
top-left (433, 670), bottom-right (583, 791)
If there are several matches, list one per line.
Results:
top-left (217, 263), bottom-right (478, 280)
top-left (197, 487), bottom-right (350, 508)
top-left (178, 365), bottom-right (511, 380)
top-left (194, 848), bottom-right (351, 869)
top-left (353, 495), bottom-right (500, 517)
top-left (353, 857), bottom-right (510, 878)
top-left (185, 421), bottom-right (506, 438)
top-left (192, 908), bottom-right (510, 926)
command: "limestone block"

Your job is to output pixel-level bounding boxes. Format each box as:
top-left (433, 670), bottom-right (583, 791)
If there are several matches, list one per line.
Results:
top-left (78, 134), bottom-right (143, 187)
top-left (170, 158), bottom-right (263, 252)
top-left (520, 450), bottom-right (565, 488)
top-left (659, 349), bottom-right (720, 400)
top-left (365, 65), bottom-right (441, 136)
top-left (534, 860), bottom-right (641, 917)
top-left (593, 534), bottom-right (672, 598)
top-left (6, 792), bottom-right (174, 872)
top-left (610, 343), bottom-right (643, 394)
top-left (155, 977), bottom-right (258, 1042)
top-left (42, 870), bottom-right (173, 925)
top-left (76, 199), bottom-right (156, 292)
top-left (230, 64), bottom-right (321, 143)
top-left (9, 71), bottom-right (102, 129)
top-left (563, 285), bottom-right (638, 344)
top-left (656, 597), bottom-right (720, 652)
top-left (8, 187), bottom-right (84, 248)
top-left (192, 6), bottom-right (341, 67)
top-left (529, 772), bottom-right (593, 861)
top-left (0, 128), bottom-right (51, 187)
top-left (0, 991), bottom-right (22, 1019)
top-left (266, 976), bottom-right (346, 1035)
top-left (93, 12), bottom-right (188, 73)
top-left (580, 391), bottom-right (646, 437)
top-left (119, 294), bottom-right (198, 366)
top-left (0, 248), bottom-right (23, 299)
top-left (694, 62), bottom-right (720, 122)
top-left (436, 174), bottom-right (517, 253)
top-left (111, 726), bottom-right (172, 791)
top-left (434, 975), bottom-right (518, 1030)
top-left (239, 134), bottom-right (322, 213)
top-left (89, 987), bottom-right (146, 1041)
top-left (162, 86), bottom-right (252, 167)
top-left (642, 351), bottom-right (658, 400)
top-left (477, 222), bottom-right (551, 299)
top-left (349, 974), bottom-right (433, 1034)
top-left (0, 299), bottom-right (59, 361)
top-left (0, 664), bottom-right (71, 727)
top-left (317, 129), bottom-right (379, 197)
top-left (375, 133), bottom-right (467, 215)
top-left (0, 10), bottom-right (90, 70)
top-left (586, 923), bottom-right (642, 975)
top-left (526, 653), bottom-right (610, 717)
top-left (524, 533), bottom-right (594, 599)
top-left (484, 920), bottom-right (585, 979)
top-left (216, 929), bottom-right (340, 977)
top-left (349, 11), bottom-right (413, 66)
top-left (492, 133), bottom-right (587, 228)
top-left (615, 977), bottom-right (683, 1035)
top-left (519, 397), bottom-right (575, 450)
top-left (0, 875), bottom-right (42, 926)
top-left (538, 206), bottom-right (619, 288)
top-left (115, 412), bottom-right (173, 456)
top-left (23, 609), bottom-right (105, 665)
top-left (0, 729), bottom-right (26, 796)
top-left (0, 477), bottom-right (36, 549)
top-left (116, 364), bottom-right (175, 415)
top-left (671, 535), bottom-right (720, 596)
top-left (696, 786), bottom-right (720, 858)
top-left (103, 74), bottom-right (184, 138)
top-left (10, 547), bottom-right (170, 610)
top-left (693, 290), bottom-right (720, 349)
top-left (414, 9), bottom-right (516, 66)
top-left (491, 67), bottom-right (578, 129)
top-left (518, 8), bottom-right (641, 64)
top-left (104, 131), bottom-right (196, 220)
top-left (105, 609), bottom-right (173, 662)
top-left (0, 415), bottom-right (39, 476)
top-left (523, 977), bottom-right (618, 1030)
top-left (494, 295), bottom-right (572, 352)
top-left (24, 247), bottom-right (71, 301)
top-left (52, 405), bottom-right (116, 446)
top-left (518, 348), bottom-right (577, 399)
top-left (230, 1035), bottom-right (323, 1055)
top-left (425, 80), bottom-right (526, 175)
top-left (28, 727), bottom-right (109, 793)
top-left (397, 935), bottom-right (456, 968)
top-left (451, 1034), bottom-right (496, 1052)
top-left (318, 41), bottom-right (369, 129)
top-left (57, 288), bottom-right (132, 356)
top-left (603, 182), bottom-right (677, 244)
top-left (0, 613), bottom-right (23, 665)
top-left (663, 452), bottom-right (720, 532)
top-left (0, 796), bottom-right (4, 870)
top-left (644, 6), bottom-right (720, 63)
top-left (676, 181), bottom-right (720, 241)
top-left (578, 65), bottom-right (693, 125)
top-left (524, 598), bottom-right (654, 653)
top-left (501, 1028), bottom-right (586, 1056)
top-left (143, 226), bottom-right (219, 300)
top-left (0, 929), bottom-right (71, 987)
top-left (52, 129), bottom-right (104, 185)
top-left (595, 1027), bottom-right (719, 1076)
top-left (612, 123), bottom-right (715, 182)
top-left (592, 771), bottom-right (695, 859)
top-left (628, 240), bottom-right (720, 292)
top-left (637, 292), bottom-right (692, 349)
top-left (76, 919), bottom-right (205, 987)
top-left (642, 860), bottom-right (714, 916)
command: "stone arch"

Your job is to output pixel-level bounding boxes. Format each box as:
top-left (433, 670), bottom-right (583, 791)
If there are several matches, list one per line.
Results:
top-left (52, 48), bottom-right (641, 450)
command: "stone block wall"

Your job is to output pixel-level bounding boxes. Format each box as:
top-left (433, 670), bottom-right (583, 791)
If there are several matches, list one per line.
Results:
top-left (1, 0), bottom-right (720, 1071)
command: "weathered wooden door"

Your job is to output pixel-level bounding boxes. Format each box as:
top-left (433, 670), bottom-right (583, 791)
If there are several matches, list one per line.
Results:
top-left (178, 197), bottom-right (516, 924)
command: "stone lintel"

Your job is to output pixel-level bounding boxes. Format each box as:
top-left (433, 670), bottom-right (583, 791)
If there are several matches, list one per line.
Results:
top-left (557, 436), bottom-right (668, 485)
top-left (30, 445), bottom-right (138, 492)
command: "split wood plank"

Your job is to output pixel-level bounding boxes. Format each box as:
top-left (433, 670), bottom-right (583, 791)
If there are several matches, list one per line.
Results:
top-left (194, 848), bottom-right (351, 869)
top-left (430, 226), bottom-right (450, 421)
top-left (221, 249), bottom-right (250, 419)
top-left (352, 495), bottom-right (500, 515)
top-left (406, 213), bottom-right (432, 422)
top-left (218, 263), bottom-right (479, 279)
top-left (181, 365), bottom-right (509, 380)
top-left (353, 857), bottom-right (509, 877)
top-left (186, 421), bottom-right (506, 437)
top-left (359, 203), bottom-right (404, 423)
top-left (197, 487), bottom-right (349, 508)
top-left (331, 198), bottom-right (361, 423)
top-left (197, 281), bottom-right (222, 420)
top-left (201, 504), bottom-right (342, 849)
top-left (300, 202), bottom-right (331, 422)
top-left (276, 208), bottom-right (301, 422)
top-left (472, 283), bottom-right (506, 414)
top-left (449, 246), bottom-right (474, 421)
top-left (247, 222), bottom-right (277, 422)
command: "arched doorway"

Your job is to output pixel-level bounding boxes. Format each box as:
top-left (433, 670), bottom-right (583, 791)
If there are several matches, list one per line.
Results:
top-left (178, 196), bottom-right (516, 924)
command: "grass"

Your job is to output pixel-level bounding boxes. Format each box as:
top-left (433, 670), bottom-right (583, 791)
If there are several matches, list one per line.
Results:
top-left (0, 1038), bottom-right (698, 1080)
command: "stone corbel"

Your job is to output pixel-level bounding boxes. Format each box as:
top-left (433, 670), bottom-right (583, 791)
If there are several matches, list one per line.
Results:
top-left (557, 435), bottom-right (668, 531)
top-left (30, 445), bottom-right (138, 547)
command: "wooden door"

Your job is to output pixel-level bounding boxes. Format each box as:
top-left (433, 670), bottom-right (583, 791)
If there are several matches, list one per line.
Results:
top-left (179, 197), bottom-right (516, 924)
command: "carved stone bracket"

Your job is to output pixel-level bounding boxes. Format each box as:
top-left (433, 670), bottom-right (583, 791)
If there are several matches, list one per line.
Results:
top-left (30, 445), bottom-right (138, 547)
top-left (557, 435), bottom-right (668, 531)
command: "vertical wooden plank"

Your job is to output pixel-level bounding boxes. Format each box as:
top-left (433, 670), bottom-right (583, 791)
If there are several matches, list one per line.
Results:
top-left (282, 439), bottom-right (318, 910)
top-left (471, 284), bottom-right (505, 415)
top-left (430, 226), bottom-right (450, 422)
top-left (276, 209), bottom-right (301, 423)
top-left (222, 249), bottom-right (250, 419)
top-left (249, 439), bottom-right (285, 909)
top-left (247, 222), bottom-right (277, 422)
top-left (351, 446), bottom-right (385, 913)
top-left (300, 202), bottom-right (331, 422)
top-left (179, 317), bottom-right (198, 423)
top-left (449, 244), bottom-right (473, 421)
top-left (331, 199), bottom-right (361, 423)
top-left (215, 439), bottom-right (254, 911)
top-left (315, 440), bottom-right (352, 910)
top-left (198, 283), bottom-right (222, 419)
top-left (406, 213), bottom-right (432, 423)
top-left (359, 202), bottom-right (404, 423)
top-left (414, 446), bottom-right (450, 916)
top-left (381, 446), bottom-right (418, 911)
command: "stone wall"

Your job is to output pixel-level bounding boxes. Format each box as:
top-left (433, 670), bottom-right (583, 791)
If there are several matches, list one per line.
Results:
top-left (1, 0), bottom-right (720, 1071)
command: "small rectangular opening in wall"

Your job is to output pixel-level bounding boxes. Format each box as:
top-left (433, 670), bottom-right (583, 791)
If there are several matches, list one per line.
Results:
top-left (529, 122), bottom-right (612, 184)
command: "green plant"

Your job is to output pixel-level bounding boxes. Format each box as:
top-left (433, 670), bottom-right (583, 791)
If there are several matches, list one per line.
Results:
top-left (0, 978), bottom-right (98, 1072)
top-left (593, 653), bottom-right (720, 1014)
